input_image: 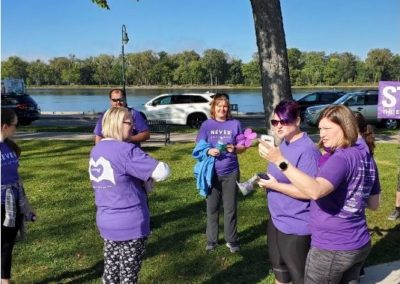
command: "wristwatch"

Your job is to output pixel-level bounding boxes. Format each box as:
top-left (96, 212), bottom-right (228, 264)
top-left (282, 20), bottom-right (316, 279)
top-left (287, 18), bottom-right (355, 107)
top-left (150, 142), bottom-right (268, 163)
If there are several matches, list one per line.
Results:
top-left (278, 160), bottom-right (289, 171)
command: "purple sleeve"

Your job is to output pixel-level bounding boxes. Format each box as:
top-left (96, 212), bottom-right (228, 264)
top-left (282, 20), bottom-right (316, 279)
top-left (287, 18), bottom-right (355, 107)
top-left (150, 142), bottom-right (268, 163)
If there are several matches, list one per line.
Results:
top-left (370, 160), bottom-right (381, 195)
top-left (133, 110), bottom-right (149, 133)
top-left (93, 114), bottom-right (104, 136)
top-left (297, 149), bottom-right (320, 177)
top-left (196, 123), bottom-right (207, 143)
top-left (317, 154), bottom-right (348, 189)
top-left (125, 145), bottom-right (158, 181)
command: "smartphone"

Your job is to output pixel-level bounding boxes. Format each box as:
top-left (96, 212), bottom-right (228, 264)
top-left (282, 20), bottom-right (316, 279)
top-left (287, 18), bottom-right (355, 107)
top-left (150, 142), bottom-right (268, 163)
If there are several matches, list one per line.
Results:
top-left (260, 134), bottom-right (275, 147)
top-left (257, 172), bottom-right (270, 180)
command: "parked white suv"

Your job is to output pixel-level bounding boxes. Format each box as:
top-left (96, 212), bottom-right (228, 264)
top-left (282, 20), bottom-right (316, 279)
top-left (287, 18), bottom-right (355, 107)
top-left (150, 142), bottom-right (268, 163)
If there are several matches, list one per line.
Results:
top-left (136, 92), bottom-right (214, 128)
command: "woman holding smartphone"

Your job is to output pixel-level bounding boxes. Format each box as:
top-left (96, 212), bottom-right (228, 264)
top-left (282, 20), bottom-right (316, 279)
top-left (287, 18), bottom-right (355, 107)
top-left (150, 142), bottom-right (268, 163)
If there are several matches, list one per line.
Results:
top-left (258, 100), bottom-right (320, 284)
top-left (259, 105), bottom-right (380, 284)
top-left (195, 93), bottom-right (246, 253)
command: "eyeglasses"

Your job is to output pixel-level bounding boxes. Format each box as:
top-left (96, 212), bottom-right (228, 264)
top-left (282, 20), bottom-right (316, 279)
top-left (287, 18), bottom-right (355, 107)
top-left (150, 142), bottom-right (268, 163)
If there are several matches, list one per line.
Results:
top-left (123, 121), bottom-right (133, 126)
top-left (111, 98), bottom-right (125, 103)
top-left (270, 119), bottom-right (291, 126)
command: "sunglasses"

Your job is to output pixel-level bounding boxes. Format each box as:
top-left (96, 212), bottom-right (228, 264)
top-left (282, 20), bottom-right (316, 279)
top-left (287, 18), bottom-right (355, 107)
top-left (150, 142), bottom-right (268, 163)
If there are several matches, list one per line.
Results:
top-left (270, 119), bottom-right (291, 126)
top-left (111, 98), bottom-right (125, 103)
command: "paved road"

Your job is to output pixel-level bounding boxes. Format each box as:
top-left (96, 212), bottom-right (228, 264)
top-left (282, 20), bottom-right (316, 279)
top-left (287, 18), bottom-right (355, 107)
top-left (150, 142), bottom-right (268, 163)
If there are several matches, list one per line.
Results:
top-left (19, 114), bottom-right (399, 144)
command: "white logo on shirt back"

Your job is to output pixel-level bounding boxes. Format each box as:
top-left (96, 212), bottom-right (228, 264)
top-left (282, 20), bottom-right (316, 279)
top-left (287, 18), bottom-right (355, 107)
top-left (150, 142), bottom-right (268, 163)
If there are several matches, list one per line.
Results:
top-left (89, 157), bottom-right (116, 185)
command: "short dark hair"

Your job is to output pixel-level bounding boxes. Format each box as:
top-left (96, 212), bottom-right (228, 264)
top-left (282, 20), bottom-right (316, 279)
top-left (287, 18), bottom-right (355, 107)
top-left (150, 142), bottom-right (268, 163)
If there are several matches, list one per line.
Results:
top-left (108, 88), bottom-right (126, 99)
top-left (1, 109), bottom-right (21, 157)
top-left (274, 100), bottom-right (300, 122)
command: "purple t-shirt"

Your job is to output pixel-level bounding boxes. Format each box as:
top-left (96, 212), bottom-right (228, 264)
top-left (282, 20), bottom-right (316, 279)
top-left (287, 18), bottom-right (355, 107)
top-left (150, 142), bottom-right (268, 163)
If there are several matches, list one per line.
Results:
top-left (89, 139), bottom-right (158, 241)
top-left (196, 119), bottom-right (242, 176)
top-left (94, 108), bottom-right (149, 146)
top-left (310, 141), bottom-right (381, 250)
top-left (1, 142), bottom-right (20, 204)
top-left (267, 133), bottom-right (321, 235)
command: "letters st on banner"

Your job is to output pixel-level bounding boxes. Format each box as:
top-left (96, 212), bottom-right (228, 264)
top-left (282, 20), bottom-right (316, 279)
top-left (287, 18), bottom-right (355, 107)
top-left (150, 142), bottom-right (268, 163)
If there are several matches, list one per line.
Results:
top-left (378, 81), bottom-right (400, 119)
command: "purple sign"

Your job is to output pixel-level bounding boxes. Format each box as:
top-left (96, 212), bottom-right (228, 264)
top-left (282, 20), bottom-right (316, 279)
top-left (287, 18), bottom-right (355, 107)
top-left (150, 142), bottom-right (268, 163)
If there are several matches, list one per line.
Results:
top-left (378, 81), bottom-right (400, 119)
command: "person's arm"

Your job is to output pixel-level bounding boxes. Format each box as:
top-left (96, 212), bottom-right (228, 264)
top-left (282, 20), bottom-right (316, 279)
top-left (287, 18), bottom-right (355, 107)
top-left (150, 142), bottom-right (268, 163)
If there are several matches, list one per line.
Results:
top-left (367, 194), bottom-right (380, 211)
top-left (226, 144), bottom-right (246, 154)
top-left (258, 174), bottom-right (310, 200)
top-left (259, 139), bottom-right (335, 200)
top-left (95, 135), bottom-right (102, 144)
top-left (130, 130), bottom-right (150, 143)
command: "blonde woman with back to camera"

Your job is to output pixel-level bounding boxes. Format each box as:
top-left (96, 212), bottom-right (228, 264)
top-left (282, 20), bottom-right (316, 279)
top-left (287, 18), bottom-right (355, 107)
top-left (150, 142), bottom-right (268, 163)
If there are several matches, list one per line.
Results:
top-left (89, 107), bottom-right (170, 283)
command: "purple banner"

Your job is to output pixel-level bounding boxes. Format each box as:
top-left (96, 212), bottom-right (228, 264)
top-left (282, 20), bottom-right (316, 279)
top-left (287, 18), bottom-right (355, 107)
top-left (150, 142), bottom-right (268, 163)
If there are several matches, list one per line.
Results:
top-left (378, 81), bottom-right (400, 119)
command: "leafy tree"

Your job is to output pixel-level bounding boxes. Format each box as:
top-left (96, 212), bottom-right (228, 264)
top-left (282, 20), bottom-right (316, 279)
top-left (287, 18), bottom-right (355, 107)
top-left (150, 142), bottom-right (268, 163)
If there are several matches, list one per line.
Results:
top-left (242, 55), bottom-right (261, 86)
top-left (201, 49), bottom-right (228, 85)
top-left (228, 59), bottom-right (244, 84)
top-left (93, 54), bottom-right (117, 85)
top-left (287, 48), bottom-right (303, 84)
top-left (300, 51), bottom-right (326, 85)
top-left (26, 60), bottom-right (52, 85)
top-left (365, 48), bottom-right (393, 82)
top-left (1, 56), bottom-right (29, 82)
top-left (388, 54), bottom-right (400, 81)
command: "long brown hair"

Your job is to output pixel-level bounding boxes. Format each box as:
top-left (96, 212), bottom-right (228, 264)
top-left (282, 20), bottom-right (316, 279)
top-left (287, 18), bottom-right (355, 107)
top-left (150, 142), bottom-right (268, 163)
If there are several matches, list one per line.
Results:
top-left (354, 112), bottom-right (375, 155)
top-left (1, 109), bottom-right (21, 157)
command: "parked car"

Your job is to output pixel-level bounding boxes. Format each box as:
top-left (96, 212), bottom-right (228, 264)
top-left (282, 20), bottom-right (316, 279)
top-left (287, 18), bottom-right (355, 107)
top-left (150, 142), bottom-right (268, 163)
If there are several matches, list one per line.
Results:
top-left (296, 91), bottom-right (345, 120)
top-left (305, 90), bottom-right (399, 129)
top-left (136, 92), bottom-right (215, 128)
top-left (1, 79), bottom-right (41, 126)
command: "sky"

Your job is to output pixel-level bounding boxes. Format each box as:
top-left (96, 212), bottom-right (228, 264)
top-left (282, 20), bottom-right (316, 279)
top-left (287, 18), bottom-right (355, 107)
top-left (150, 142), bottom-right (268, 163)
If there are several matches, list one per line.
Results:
top-left (1, 0), bottom-right (399, 63)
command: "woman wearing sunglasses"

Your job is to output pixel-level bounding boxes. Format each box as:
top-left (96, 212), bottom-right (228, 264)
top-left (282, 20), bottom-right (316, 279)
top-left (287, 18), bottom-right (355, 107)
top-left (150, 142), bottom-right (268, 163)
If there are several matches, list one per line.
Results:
top-left (259, 105), bottom-right (380, 284)
top-left (89, 107), bottom-right (170, 283)
top-left (195, 93), bottom-right (246, 253)
top-left (258, 100), bottom-right (321, 284)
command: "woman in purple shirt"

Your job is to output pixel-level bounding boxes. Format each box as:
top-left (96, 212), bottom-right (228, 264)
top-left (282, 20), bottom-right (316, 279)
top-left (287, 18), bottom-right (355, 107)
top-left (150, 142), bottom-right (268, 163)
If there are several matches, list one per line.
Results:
top-left (259, 105), bottom-right (380, 284)
top-left (89, 107), bottom-right (170, 283)
top-left (258, 100), bottom-right (321, 284)
top-left (1, 109), bottom-right (35, 284)
top-left (196, 93), bottom-right (246, 253)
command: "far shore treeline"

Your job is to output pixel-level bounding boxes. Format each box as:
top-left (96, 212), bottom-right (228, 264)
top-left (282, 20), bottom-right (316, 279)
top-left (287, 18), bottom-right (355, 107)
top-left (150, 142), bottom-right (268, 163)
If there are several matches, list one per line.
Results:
top-left (2, 48), bottom-right (399, 88)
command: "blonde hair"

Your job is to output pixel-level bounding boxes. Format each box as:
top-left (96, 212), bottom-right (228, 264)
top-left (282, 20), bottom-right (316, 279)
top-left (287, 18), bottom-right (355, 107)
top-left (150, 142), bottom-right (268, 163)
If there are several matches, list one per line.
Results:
top-left (318, 105), bottom-right (358, 150)
top-left (210, 93), bottom-right (232, 120)
top-left (102, 107), bottom-right (129, 141)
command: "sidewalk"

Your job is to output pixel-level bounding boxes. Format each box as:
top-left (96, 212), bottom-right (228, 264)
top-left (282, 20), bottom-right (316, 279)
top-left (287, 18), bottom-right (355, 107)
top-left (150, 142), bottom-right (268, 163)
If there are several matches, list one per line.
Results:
top-left (14, 131), bottom-right (399, 144)
top-left (361, 260), bottom-right (400, 284)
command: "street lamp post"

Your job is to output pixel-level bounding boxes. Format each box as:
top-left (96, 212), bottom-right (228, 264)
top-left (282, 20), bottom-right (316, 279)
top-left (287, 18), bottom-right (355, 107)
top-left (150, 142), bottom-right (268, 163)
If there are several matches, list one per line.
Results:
top-left (121, 24), bottom-right (129, 92)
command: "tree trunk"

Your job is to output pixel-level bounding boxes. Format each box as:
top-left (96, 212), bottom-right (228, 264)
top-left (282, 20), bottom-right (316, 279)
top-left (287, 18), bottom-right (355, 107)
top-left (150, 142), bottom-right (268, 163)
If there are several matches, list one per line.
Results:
top-left (250, 0), bottom-right (292, 133)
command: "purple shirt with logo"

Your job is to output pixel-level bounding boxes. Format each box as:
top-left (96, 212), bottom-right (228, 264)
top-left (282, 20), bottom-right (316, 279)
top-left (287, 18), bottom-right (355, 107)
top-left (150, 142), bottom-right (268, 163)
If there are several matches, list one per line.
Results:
top-left (1, 142), bottom-right (20, 204)
top-left (267, 133), bottom-right (321, 235)
top-left (94, 108), bottom-right (149, 146)
top-left (89, 139), bottom-right (158, 241)
top-left (196, 119), bottom-right (242, 176)
top-left (311, 141), bottom-right (381, 250)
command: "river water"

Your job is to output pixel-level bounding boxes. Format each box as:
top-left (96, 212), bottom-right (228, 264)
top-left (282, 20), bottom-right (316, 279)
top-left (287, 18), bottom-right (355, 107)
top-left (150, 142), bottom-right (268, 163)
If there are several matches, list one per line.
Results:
top-left (27, 88), bottom-right (343, 113)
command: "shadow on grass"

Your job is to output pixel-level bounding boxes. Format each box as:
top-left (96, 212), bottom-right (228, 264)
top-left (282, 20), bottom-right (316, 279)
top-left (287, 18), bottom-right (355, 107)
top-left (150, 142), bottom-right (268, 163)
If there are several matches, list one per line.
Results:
top-left (366, 223), bottom-right (400, 266)
top-left (35, 260), bottom-right (103, 284)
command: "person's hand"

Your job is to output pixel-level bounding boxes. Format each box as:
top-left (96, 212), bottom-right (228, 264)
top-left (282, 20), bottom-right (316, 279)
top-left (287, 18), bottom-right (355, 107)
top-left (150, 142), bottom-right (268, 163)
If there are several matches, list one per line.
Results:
top-left (258, 139), bottom-right (284, 165)
top-left (257, 173), bottom-right (277, 189)
top-left (226, 144), bottom-right (236, 153)
top-left (208, 148), bottom-right (220, 157)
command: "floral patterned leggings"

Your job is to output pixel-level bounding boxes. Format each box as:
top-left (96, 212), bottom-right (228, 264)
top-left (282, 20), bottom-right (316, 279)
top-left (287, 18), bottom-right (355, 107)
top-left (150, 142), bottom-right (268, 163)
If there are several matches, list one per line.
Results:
top-left (103, 237), bottom-right (147, 284)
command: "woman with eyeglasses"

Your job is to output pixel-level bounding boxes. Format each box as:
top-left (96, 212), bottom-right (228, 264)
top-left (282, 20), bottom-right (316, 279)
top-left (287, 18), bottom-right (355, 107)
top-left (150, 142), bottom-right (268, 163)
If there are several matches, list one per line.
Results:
top-left (259, 105), bottom-right (380, 284)
top-left (89, 107), bottom-right (170, 283)
top-left (195, 93), bottom-right (247, 253)
top-left (1, 109), bottom-right (36, 284)
top-left (257, 100), bottom-right (321, 284)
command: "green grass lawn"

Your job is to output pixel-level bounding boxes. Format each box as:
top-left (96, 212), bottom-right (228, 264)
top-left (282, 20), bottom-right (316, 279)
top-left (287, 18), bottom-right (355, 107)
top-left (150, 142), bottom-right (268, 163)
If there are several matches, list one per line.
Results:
top-left (12, 141), bottom-right (400, 283)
